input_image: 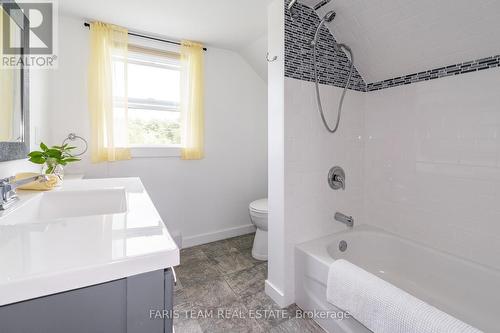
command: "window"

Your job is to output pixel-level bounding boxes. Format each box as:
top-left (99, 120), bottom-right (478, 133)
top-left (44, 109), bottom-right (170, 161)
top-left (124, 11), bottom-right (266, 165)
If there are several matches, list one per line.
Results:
top-left (113, 45), bottom-right (182, 149)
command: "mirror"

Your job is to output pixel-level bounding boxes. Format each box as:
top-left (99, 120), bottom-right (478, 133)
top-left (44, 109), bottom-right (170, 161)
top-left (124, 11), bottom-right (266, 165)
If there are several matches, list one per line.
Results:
top-left (0, 3), bottom-right (30, 162)
top-left (0, 64), bottom-right (23, 142)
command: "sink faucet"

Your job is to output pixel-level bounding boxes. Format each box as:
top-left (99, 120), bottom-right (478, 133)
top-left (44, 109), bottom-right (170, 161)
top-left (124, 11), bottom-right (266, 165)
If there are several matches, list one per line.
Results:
top-left (335, 212), bottom-right (354, 227)
top-left (0, 175), bottom-right (49, 210)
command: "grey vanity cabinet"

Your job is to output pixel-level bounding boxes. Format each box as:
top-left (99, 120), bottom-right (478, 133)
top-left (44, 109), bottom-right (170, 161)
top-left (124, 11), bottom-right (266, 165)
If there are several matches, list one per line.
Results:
top-left (0, 268), bottom-right (175, 333)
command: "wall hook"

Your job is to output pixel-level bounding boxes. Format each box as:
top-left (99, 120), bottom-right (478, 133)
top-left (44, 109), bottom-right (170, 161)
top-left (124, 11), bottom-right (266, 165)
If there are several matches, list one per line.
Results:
top-left (267, 52), bottom-right (277, 62)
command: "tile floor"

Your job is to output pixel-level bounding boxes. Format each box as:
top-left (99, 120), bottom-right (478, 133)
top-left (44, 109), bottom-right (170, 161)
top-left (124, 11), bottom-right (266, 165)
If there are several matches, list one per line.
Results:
top-left (174, 233), bottom-right (325, 333)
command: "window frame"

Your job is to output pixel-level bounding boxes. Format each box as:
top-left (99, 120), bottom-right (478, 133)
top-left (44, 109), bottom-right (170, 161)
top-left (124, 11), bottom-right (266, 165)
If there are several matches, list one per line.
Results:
top-left (120, 40), bottom-right (183, 157)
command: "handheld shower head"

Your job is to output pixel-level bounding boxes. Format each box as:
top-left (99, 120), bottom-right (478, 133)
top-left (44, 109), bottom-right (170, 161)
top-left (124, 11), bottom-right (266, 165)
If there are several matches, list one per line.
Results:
top-left (324, 11), bottom-right (336, 22)
top-left (310, 11), bottom-right (336, 46)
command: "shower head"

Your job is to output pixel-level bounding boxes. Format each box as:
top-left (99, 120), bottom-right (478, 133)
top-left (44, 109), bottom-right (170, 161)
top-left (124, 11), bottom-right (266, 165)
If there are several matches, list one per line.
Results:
top-left (324, 11), bottom-right (336, 23)
top-left (310, 11), bottom-right (337, 46)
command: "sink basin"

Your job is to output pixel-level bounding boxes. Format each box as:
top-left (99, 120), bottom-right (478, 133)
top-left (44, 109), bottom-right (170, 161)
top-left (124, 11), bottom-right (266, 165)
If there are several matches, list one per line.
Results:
top-left (0, 177), bottom-right (179, 307)
top-left (0, 188), bottom-right (127, 225)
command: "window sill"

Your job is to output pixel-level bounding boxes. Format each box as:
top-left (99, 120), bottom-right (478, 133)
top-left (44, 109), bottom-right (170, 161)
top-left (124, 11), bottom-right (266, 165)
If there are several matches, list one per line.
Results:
top-left (130, 146), bottom-right (181, 158)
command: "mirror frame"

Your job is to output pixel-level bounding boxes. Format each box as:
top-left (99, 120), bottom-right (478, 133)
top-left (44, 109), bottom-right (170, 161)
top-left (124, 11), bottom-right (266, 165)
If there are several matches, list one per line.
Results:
top-left (0, 3), bottom-right (30, 162)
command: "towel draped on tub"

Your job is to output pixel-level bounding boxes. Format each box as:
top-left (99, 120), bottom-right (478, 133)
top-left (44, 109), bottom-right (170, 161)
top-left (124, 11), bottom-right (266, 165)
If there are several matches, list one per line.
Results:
top-left (326, 259), bottom-right (482, 333)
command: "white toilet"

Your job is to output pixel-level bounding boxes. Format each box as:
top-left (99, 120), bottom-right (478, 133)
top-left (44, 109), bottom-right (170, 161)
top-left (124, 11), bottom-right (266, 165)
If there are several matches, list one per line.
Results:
top-left (249, 198), bottom-right (268, 261)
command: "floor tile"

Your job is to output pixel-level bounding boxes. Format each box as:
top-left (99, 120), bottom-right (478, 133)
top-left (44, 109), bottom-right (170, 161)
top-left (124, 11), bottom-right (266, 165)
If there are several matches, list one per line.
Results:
top-left (226, 233), bottom-right (255, 251)
top-left (197, 239), bottom-right (236, 259)
top-left (224, 262), bottom-right (267, 298)
top-left (174, 233), bottom-right (325, 333)
top-left (238, 248), bottom-right (266, 266)
top-left (209, 248), bottom-right (257, 275)
top-left (269, 317), bottom-right (325, 333)
top-left (197, 301), bottom-right (264, 333)
top-left (178, 277), bottom-right (238, 309)
top-left (243, 291), bottom-right (298, 331)
top-left (180, 247), bottom-right (210, 265)
top-left (175, 257), bottom-right (222, 287)
top-left (174, 318), bottom-right (203, 333)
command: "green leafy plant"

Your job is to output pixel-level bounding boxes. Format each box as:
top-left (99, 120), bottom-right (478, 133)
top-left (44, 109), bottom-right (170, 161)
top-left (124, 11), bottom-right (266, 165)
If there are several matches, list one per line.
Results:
top-left (27, 142), bottom-right (81, 174)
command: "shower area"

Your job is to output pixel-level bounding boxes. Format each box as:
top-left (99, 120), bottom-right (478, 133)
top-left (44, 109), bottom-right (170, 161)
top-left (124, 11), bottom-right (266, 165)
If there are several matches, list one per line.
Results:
top-left (266, 0), bottom-right (500, 332)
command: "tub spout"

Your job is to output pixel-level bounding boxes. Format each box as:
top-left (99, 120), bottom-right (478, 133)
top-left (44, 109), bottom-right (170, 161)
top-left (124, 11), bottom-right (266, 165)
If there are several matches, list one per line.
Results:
top-left (335, 212), bottom-right (354, 227)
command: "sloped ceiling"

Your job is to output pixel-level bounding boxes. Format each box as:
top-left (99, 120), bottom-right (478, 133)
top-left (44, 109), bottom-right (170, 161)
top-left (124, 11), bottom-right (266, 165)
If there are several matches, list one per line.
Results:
top-left (304, 0), bottom-right (500, 83)
top-left (58, 0), bottom-right (271, 52)
top-left (239, 34), bottom-right (268, 82)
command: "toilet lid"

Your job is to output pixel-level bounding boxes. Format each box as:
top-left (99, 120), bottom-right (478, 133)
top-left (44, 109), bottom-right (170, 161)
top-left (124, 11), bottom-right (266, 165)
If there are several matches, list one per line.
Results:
top-left (249, 198), bottom-right (268, 213)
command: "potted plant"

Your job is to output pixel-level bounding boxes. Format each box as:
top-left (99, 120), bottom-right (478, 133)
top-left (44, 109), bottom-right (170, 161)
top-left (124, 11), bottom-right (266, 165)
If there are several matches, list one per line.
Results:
top-left (27, 142), bottom-right (81, 182)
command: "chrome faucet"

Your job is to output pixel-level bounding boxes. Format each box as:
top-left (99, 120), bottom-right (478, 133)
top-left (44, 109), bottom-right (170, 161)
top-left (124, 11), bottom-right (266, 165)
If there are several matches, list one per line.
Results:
top-left (333, 174), bottom-right (345, 190)
top-left (335, 212), bottom-right (354, 227)
top-left (0, 175), bottom-right (49, 210)
top-left (328, 166), bottom-right (346, 190)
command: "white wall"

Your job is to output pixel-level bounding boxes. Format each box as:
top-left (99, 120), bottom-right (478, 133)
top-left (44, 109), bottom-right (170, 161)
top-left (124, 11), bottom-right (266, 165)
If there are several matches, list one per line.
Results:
top-left (364, 67), bottom-right (500, 270)
top-left (266, 0), bottom-right (366, 303)
top-left (266, 0), bottom-right (287, 307)
top-left (48, 15), bottom-right (268, 246)
top-left (282, 78), bottom-right (364, 304)
top-left (266, 0), bottom-right (365, 307)
top-left (272, 63), bottom-right (500, 306)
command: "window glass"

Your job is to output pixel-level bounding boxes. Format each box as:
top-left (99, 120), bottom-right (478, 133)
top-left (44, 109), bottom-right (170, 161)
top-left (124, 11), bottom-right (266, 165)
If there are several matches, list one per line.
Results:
top-left (113, 46), bottom-right (181, 146)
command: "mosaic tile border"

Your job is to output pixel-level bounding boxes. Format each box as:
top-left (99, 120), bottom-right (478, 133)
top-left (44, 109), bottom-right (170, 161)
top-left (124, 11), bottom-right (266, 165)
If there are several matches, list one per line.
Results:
top-left (367, 55), bottom-right (500, 91)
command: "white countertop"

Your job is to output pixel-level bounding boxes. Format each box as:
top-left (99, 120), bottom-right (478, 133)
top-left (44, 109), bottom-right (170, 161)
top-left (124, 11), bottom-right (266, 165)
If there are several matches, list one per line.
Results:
top-left (0, 177), bottom-right (179, 306)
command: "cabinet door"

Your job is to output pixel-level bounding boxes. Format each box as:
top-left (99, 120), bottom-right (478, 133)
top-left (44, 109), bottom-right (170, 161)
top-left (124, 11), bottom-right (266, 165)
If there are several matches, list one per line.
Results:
top-left (0, 279), bottom-right (127, 333)
top-left (0, 269), bottom-right (174, 333)
top-left (127, 269), bottom-right (166, 333)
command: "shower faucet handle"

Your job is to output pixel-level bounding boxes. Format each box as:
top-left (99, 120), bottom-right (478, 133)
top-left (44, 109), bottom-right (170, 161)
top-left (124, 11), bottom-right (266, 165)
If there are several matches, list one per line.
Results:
top-left (328, 166), bottom-right (346, 190)
top-left (333, 175), bottom-right (345, 189)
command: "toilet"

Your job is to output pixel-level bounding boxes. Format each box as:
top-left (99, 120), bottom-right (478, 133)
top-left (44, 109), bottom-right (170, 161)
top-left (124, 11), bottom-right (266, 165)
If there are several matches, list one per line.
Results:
top-left (249, 198), bottom-right (268, 261)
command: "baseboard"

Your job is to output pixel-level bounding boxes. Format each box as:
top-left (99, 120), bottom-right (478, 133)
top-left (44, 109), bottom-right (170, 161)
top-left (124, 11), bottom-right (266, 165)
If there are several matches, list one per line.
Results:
top-left (182, 224), bottom-right (256, 248)
top-left (265, 279), bottom-right (293, 308)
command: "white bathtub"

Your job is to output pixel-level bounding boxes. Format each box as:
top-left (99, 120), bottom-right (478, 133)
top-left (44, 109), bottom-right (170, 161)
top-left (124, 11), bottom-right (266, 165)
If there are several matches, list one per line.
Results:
top-left (295, 225), bottom-right (499, 333)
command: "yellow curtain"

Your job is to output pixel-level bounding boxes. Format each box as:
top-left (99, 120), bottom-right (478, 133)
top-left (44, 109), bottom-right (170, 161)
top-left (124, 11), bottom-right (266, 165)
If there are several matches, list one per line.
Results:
top-left (180, 41), bottom-right (205, 160)
top-left (88, 22), bottom-right (131, 162)
top-left (0, 6), bottom-right (14, 142)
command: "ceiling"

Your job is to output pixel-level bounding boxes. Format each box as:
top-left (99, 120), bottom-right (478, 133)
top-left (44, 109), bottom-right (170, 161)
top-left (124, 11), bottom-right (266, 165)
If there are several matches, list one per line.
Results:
top-left (58, 0), bottom-right (271, 51)
top-left (59, 0), bottom-right (500, 84)
top-left (308, 0), bottom-right (500, 83)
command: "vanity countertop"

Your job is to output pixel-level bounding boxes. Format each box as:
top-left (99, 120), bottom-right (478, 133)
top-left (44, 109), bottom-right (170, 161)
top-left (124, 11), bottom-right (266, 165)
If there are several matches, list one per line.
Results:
top-left (0, 177), bottom-right (179, 306)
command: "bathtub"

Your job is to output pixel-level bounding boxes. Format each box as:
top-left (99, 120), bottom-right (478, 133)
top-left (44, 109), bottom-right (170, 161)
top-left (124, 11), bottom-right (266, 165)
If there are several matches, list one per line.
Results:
top-left (295, 225), bottom-right (499, 333)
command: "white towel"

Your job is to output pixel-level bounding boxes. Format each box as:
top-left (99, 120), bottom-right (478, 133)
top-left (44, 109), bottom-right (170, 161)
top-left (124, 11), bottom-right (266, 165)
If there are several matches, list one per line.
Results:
top-left (326, 259), bottom-right (482, 333)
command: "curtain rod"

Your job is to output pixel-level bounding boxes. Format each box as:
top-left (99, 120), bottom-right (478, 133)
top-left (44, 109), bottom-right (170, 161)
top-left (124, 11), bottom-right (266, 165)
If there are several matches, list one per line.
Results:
top-left (83, 22), bottom-right (207, 51)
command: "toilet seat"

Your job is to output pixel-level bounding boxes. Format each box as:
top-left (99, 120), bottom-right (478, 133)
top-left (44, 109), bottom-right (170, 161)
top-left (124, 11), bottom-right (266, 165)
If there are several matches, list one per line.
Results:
top-left (249, 199), bottom-right (268, 213)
